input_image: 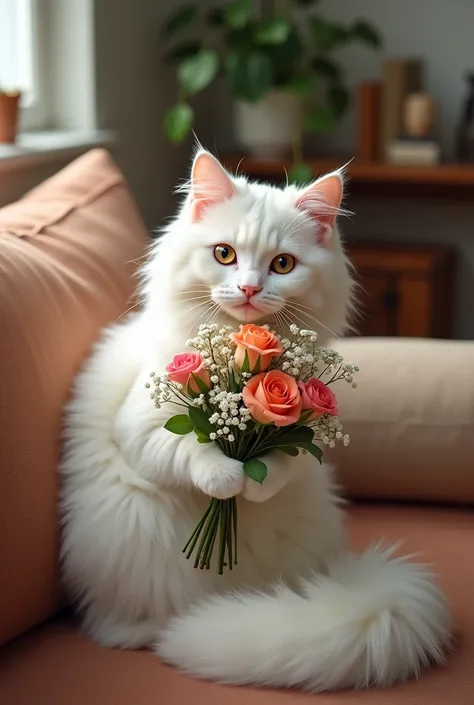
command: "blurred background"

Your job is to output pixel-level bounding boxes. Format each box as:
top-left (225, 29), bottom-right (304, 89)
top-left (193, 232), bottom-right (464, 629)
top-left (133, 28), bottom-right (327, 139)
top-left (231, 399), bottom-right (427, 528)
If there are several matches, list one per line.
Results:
top-left (1, 0), bottom-right (474, 339)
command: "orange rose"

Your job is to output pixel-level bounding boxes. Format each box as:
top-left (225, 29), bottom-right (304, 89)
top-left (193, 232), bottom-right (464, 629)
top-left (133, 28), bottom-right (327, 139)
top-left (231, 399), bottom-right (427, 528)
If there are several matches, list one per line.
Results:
top-left (229, 325), bottom-right (283, 372)
top-left (243, 370), bottom-right (303, 427)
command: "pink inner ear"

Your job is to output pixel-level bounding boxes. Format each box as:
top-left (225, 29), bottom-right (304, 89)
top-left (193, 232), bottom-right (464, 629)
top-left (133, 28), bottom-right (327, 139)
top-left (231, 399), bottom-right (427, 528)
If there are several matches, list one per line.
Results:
top-left (191, 152), bottom-right (235, 222)
top-left (296, 173), bottom-right (343, 244)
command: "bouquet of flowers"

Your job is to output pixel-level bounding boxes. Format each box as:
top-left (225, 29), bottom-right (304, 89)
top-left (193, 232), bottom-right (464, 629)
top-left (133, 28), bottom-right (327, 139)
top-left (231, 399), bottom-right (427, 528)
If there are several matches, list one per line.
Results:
top-left (147, 324), bottom-right (358, 575)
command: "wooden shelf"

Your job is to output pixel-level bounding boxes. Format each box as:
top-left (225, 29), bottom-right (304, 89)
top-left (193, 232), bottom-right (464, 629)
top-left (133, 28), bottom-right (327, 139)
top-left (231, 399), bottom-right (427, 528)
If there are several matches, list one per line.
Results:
top-left (222, 155), bottom-right (474, 199)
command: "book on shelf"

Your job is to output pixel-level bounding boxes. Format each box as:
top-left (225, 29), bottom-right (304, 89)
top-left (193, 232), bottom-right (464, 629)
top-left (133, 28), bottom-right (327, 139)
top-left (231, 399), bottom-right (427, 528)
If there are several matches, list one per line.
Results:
top-left (387, 136), bottom-right (441, 166)
top-left (380, 59), bottom-right (423, 161)
top-left (356, 82), bottom-right (381, 162)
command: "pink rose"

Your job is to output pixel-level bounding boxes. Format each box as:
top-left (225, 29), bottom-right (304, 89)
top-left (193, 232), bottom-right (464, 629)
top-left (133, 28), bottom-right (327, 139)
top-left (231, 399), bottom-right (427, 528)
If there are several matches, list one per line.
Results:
top-left (298, 379), bottom-right (338, 419)
top-left (165, 352), bottom-right (211, 394)
top-left (243, 370), bottom-right (303, 427)
top-left (229, 324), bottom-right (283, 372)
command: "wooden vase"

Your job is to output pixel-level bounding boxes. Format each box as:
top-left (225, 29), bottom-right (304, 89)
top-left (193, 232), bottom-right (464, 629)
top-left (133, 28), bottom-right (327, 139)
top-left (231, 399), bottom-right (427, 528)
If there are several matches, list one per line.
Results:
top-left (0, 92), bottom-right (21, 144)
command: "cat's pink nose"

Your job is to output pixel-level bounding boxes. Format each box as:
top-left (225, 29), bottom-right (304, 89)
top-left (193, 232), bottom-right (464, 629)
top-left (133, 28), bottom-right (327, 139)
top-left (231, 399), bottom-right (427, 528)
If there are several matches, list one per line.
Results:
top-left (239, 285), bottom-right (262, 298)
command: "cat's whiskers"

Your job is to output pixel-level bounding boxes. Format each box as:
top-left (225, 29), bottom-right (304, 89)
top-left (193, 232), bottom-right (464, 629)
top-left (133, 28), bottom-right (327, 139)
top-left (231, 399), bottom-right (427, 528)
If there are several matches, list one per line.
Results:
top-left (185, 298), bottom-right (213, 316)
top-left (284, 302), bottom-right (341, 340)
top-left (171, 288), bottom-right (211, 297)
top-left (188, 300), bottom-right (217, 332)
top-left (114, 300), bottom-right (145, 323)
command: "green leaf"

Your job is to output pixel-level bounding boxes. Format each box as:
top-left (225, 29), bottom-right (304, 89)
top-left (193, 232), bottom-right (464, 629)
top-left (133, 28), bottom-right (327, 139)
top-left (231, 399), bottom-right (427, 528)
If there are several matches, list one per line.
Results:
top-left (266, 30), bottom-right (303, 87)
top-left (252, 356), bottom-right (261, 374)
top-left (276, 446), bottom-right (300, 457)
top-left (288, 162), bottom-right (313, 185)
top-left (206, 6), bottom-right (225, 26)
top-left (164, 414), bottom-right (194, 435)
top-left (269, 425), bottom-right (315, 447)
top-left (328, 84), bottom-right (350, 117)
top-left (312, 57), bottom-right (341, 80)
top-left (255, 18), bottom-right (290, 46)
top-left (228, 367), bottom-right (239, 393)
top-left (226, 50), bottom-right (273, 102)
top-left (164, 40), bottom-right (201, 64)
top-left (297, 441), bottom-right (324, 463)
top-left (161, 5), bottom-right (197, 38)
top-left (243, 458), bottom-right (268, 484)
top-left (297, 409), bottom-right (315, 425)
top-left (178, 49), bottom-right (219, 95)
top-left (188, 406), bottom-right (213, 434)
top-left (351, 20), bottom-right (382, 49)
top-left (194, 428), bottom-right (211, 443)
top-left (284, 75), bottom-right (314, 96)
top-left (224, 0), bottom-right (252, 30)
top-left (241, 349), bottom-right (250, 373)
top-left (190, 372), bottom-right (210, 394)
top-left (304, 106), bottom-right (336, 133)
top-left (164, 103), bottom-right (193, 143)
top-left (310, 18), bottom-right (348, 51)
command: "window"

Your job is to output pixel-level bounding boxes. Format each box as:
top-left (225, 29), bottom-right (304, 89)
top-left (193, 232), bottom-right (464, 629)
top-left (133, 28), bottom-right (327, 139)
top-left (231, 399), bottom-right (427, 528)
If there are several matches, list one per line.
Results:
top-left (0, 0), bottom-right (48, 130)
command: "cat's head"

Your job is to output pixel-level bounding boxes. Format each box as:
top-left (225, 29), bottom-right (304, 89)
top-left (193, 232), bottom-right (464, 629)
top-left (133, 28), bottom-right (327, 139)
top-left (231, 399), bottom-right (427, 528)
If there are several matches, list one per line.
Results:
top-left (144, 150), bottom-right (354, 342)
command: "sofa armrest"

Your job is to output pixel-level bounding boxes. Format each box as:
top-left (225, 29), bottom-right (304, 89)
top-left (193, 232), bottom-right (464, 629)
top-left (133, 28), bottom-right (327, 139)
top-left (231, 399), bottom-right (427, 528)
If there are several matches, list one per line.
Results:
top-left (328, 338), bottom-right (474, 505)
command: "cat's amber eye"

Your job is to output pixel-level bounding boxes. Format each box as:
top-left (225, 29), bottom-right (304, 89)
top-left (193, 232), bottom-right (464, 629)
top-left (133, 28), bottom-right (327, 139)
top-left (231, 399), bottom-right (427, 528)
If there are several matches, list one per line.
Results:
top-left (270, 254), bottom-right (295, 275)
top-left (214, 244), bottom-right (237, 266)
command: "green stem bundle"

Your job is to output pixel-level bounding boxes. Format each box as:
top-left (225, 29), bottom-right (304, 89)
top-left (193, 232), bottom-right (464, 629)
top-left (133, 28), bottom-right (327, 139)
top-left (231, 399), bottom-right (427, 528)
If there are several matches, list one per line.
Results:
top-left (182, 496), bottom-right (238, 574)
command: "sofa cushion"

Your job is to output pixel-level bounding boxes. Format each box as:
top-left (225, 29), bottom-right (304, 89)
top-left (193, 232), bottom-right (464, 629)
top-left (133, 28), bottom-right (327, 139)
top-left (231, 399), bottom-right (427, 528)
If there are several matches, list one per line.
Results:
top-left (0, 504), bottom-right (472, 704)
top-left (329, 338), bottom-right (474, 505)
top-left (0, 149), bottom-right (148, 647)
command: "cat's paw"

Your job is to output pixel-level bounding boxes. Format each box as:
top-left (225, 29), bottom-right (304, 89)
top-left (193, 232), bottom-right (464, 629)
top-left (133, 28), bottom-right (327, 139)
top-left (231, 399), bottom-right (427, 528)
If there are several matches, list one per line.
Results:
top-left (242, 451), bottom-right (292, 503)
top-left (191, 445), bottom-right (244, 499)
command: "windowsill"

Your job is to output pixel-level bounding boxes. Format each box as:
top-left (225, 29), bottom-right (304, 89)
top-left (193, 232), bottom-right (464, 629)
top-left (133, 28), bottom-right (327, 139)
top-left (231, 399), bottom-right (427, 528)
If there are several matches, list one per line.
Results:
top-left (0, 129), bottom-right (116, 173)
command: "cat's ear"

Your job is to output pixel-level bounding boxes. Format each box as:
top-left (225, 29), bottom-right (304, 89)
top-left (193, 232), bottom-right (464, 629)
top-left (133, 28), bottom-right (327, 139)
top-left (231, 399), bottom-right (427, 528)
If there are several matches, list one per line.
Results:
top-left (295, 171), bottom-right (343, 245)
top-left (190, 151), bottom-right (235, 222)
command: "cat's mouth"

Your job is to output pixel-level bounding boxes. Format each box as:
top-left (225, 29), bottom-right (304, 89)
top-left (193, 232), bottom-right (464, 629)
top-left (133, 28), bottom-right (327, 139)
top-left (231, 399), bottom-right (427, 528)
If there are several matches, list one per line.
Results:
top-left (220, 300), bottom-right (269, 323)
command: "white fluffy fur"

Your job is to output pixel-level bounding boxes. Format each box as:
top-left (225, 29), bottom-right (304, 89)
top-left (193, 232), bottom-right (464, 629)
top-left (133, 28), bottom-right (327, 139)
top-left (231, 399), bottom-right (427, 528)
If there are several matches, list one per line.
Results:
top-left (60, 150), bottom-right (450, 692)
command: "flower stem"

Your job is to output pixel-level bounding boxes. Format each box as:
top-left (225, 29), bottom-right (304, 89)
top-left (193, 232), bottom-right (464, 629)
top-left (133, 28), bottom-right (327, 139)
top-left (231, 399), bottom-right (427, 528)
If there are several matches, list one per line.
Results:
top-left (217, 501), bottom-right (228, 575)
top-left (197, 499), bottom-right (220, 569)
top-left (182, 500), bottom-right (214, 558)
top-left (193, 498), bottom-right (219, 569)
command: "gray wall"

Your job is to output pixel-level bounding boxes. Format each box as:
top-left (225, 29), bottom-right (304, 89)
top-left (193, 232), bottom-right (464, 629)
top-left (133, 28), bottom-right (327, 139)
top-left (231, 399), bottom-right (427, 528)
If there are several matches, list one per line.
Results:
top-left (308, 0), bottom-right (474, 339)
top-left (252, 0), bottom-right (473, 340)
top-left (93, 0), bottom-right (191, 229)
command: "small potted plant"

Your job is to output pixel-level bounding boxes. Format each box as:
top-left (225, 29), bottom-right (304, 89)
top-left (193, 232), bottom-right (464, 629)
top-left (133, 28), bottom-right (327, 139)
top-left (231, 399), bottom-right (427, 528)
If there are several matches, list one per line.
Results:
top-left (0, 87), bottom-right (22, 144)
top-left (161, 0), bottom-right (382, 182)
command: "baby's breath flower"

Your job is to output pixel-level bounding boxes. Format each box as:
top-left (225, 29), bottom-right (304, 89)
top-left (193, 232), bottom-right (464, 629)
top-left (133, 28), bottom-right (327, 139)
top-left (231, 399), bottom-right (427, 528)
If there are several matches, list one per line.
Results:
top-left (209, 433), bottom-right (217, 441)
top-left (228, 434), bottom-right (235, 442)
top-left (210, 375), bottom-right (219, 384)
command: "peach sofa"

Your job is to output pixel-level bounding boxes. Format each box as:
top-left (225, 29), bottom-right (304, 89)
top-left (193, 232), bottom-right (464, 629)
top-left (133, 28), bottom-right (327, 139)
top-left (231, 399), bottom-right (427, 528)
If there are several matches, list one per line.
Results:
top-left (0, 150), bottom-right (473, 705)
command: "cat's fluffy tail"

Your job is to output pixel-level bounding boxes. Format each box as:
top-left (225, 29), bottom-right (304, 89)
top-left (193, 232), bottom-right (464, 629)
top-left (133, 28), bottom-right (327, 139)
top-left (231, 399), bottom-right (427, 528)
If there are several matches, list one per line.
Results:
top-left (156, 546), bottom-right (451, 691)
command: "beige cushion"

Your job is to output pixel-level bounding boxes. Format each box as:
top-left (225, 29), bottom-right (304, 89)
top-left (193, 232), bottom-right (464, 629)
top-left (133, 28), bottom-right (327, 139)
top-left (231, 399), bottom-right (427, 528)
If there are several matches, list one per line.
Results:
top-left (328, 338), bottom-right (474, 504)
top-left (0, 149), bottom-right (147, 647)
top-left (0, 504), bottom-right (472, 704)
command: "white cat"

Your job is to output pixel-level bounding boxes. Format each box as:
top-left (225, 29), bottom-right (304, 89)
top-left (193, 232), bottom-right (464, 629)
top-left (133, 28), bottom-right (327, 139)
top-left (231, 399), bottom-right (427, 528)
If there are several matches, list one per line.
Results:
top-left (60, 150), bottom-right (450, 691)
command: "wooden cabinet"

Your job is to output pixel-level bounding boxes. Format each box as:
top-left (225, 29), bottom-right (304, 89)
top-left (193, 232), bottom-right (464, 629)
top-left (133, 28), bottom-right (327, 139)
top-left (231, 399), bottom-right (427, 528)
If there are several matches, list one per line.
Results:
top-left (346, 242), bottom-right (455, 338)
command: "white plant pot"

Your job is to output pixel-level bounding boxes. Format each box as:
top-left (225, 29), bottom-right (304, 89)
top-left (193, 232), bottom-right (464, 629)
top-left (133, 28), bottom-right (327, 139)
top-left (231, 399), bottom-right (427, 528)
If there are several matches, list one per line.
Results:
top-left (234, 91), bottom-right (302, 160)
